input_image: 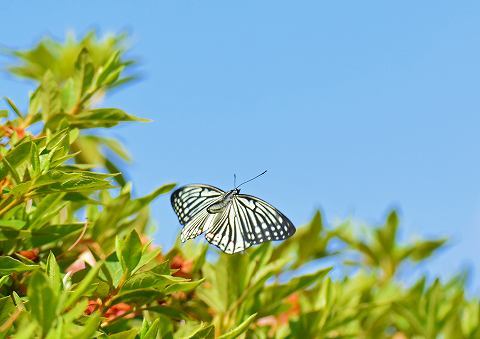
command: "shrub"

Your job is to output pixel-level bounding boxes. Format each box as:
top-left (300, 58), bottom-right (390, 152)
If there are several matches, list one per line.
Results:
top-left (0, 32), bottom-right (478, 338)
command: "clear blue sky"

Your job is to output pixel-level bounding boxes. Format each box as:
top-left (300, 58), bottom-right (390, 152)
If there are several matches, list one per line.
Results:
top-left (1, 1), bottom-right (480, 285)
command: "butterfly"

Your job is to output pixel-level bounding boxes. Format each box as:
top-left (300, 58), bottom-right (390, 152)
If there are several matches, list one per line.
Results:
top-left (170, 171), bottom-right (296, 254)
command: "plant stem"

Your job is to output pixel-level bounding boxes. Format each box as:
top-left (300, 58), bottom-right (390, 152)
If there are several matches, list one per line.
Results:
top-left (0, 197), bottom-right (21, 217)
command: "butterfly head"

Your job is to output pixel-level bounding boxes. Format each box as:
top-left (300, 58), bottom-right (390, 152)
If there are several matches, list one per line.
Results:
top-left (225, 188), bottom-right (240, 200)
top-left (234, 170), bottom-right (267, 191)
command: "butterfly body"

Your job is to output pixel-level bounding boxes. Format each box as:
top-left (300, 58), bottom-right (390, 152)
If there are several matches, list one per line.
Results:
top-left (171, 183), bottom-right (295, 254)
top-left (207, 188), bottom-right (239, 214)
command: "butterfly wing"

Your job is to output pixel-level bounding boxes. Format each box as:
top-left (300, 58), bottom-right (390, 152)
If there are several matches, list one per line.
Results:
top-left (204, 194), bottom-right (296, 254)
top-left (204, 203), bottom-right (251, 254)
top-left (233, 194), bottom-right (296, 244)
top-left (171, 184), bottom-right (224, 225)
top-left (180, 206), bottom-right (224, 242)
top-left (170, 184), bottom-right (225, 241)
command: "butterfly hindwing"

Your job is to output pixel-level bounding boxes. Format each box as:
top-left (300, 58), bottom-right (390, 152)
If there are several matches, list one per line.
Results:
top-left (205, 204), bottom-right (252, 254)
top-left (180, 207), bottom-right (219, 242)
top-left (171, 184), bottom-right (225, 242)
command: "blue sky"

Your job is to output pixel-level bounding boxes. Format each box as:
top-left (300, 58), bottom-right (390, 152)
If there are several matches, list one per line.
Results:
top-left (1, 1), bottom-right (480, 285)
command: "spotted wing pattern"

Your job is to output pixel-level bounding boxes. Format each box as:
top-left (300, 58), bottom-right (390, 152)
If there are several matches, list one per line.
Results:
top-left (204, 204), bottom-right (246, 254)
top-left (170, 185), bottom-right (224, 241)
top-left (204, 194), bottom-right (296, 254)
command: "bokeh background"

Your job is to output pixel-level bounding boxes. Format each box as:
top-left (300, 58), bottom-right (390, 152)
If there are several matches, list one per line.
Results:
top-left (1, 1), bottom-right (479, 287)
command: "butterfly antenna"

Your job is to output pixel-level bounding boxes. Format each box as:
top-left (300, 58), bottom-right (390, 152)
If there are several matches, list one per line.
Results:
top-left (236, 170), bottom-right (267, 189)
top-left (233, 174), bottom-right (237, 188)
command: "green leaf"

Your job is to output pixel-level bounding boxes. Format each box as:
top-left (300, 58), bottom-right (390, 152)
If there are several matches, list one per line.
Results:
top-left (63, 299), bottom-right (88, 323)
top-left (140, 318), bottom-right (150, 338)
top-left (64, 261), bottom-right (103, 310)
top-left (391, 301), bottom-right (425, 334)
top-left (0, 256), bottom-right (38, 274)
top-left (116, 229), bottom-right (143, 273)
top-left (140, 318), bottom-right (161, 339)
top-left (145, 305), bottom-right (187, 320)
top-left (61, 78), bottom-right (76, 111)
top-left (376, 210), bottom-right (399, 253)
top-left (0, 295), bottom-right (16, 326)
top-left (244, 258), bottom-right (289, 299)
top-left (2, 157), bottom-right (21, 183)
top-left (267, 267), bottom-right (331, 302)
top-left (410, 239), bottom-right (447, 261)
top-left (122, 271), bottom-right (188, 291)
top-left (69, 128), bottom-right (80, 144)
top-left (0, 229), bottom-right (31, 241)
top-left (84, 135), bottom-right (131, 161)
top-left (174, 321), bottom-right (214, 339)
top-left (104, 158), bottom-right (127, 186)
top-left (132, 247), bottom-right (162, 274)
top-left (30, 142), bottom-right (40, 175)
top-left (76, 312), bottom-right (101, 339)
top-left (28, 271), bottom-right (58, 335)
top-left (0, 275), bottom-right (11, 288)
top-left (157, 315), bottom-right (174, 338)
top-left (0, 219), bottom-right (26, 230)
top-left (46, 252), bottom-right (62, 294)
top-left (30, 223), bottom-right (85, 247)
top-left (28, 193), bottom-right (66, 229)
top-left (197, 262), bottom-right (228, 313)
top-left (107, 328), bottom-right (138, 339)
top-left (45, 128), bottom-right (69, 152)
top-left (102, 252), bottom-right (124, 287)
top-left (71, 108), bottom-right (149, 129)
top-left (121, 271), bottom-right (163, 290)
top-left (5, 97), bottom-right (23, 118)
top-left (122, 183), bottom-right (176, 218)
top-left (74, 48), bottom-right (95, 97)
top-left (219, 313), bottom-right (257, 339)
top-left (32, 171), bottom-right (114, 195)
top-left (96, 51), bottom-right (121, 86)
top-left (10, 40), bottom-right (56, 79)
top-left (40, 71), bottom-right (62, 119)
top-left (273, 210), bottom-right (332, 268)
top-left (112, 288), bottom-right (165, 304)
top-left (164, 278), bottom-right (205, 295)
top-left (12, 291), bottom-right (26, 310)
top-left (9, 321), bottom-right (37, 339)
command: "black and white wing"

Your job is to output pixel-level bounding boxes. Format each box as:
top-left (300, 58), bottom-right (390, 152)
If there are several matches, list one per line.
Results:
top-left (204, 204), bottom-right (244, 254)
top-left (170, 184), bottom-right (224, 241)
top-left (234, 195), bottom-right (296, 244)
top-left (205, 195), bottom-right (295, 254)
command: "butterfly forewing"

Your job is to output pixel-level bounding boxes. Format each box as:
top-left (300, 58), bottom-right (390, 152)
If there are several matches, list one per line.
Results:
top-left (233, 194), bottom-right (295, 244)
top-left (204, 194), bottom-right (295, 254)
top-left (170, 184), bottom-right (224, 225)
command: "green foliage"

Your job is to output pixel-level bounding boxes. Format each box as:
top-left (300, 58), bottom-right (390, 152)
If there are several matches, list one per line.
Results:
top-left (0, 31), bottom-right (477, 338)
